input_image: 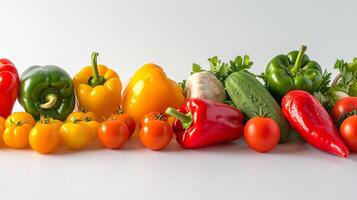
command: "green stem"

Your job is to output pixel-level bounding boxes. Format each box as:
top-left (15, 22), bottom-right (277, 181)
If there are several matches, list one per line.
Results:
top-left (39, 94), bottom-right (57, 109)
top-left (165, 107), bottom-right (192, 129)
top-left (89, 52), bottom-right (105, 87)
top-left (291, 45), bottom-right (307, 75)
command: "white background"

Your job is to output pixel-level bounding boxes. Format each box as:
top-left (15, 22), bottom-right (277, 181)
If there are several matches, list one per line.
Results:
top-left (1, 0), bottom-right (357, 199)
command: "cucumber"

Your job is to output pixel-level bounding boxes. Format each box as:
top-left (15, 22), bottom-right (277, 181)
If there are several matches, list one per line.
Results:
top-left (225, 71), bottom-right (290, 142)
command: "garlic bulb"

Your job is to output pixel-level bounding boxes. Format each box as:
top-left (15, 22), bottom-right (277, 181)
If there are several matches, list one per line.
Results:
top-left (184, 71), bottom-right (226, 102)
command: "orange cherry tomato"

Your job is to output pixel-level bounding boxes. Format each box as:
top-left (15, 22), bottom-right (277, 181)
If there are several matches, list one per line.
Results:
top-left (244, 117), bottom-right (280, 153)
top-left (29, 119), bottom-right (62, 154)
top-left (141, 111), bottom-right (168, 127)
top-left (98, 119), bottom-right (129, 149)
top-left (140, 120), bottom-right (173, 150)
top-left (3, 112), bottom-right (36, 149)
top-left (340, 115), bottom-right (357, 152)
top-left (110, 114), bottom-right (136, 136)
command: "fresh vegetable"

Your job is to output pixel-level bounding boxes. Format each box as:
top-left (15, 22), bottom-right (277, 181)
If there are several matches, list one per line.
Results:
top-left (140, 119), bottom-right (173, 150)
top-left (122, 63), bottom-right (185, 131)
top-left (66, 111), bottom-right (98, 122)
top-left (244, 117), bottom-right (280, 153)
top-left (73, 52), bottom-right (122, 121)
top-left (331, 97), bottom-right (357, 124)
top-left (339, 115), bottom-right (357, 152)
top-left (184, 71), bottom-right (226, 102)
top-left (166, 98), bottom-right (244, 148)
top-left (98, 118), bottom-right (129, 149)
top-left (3, 112), bottom-right (36, 149)
top-left (0, 58), bottom-right (20, 118)
top-left (19, 65), bottom-right (75, 121)
top-left (0, 116), bottom-right (5, 146)
top-left (109, 113), bottom-right (136, 137)
top-left (181, 55), bottom-right (253, 103)
top-left (264, 46), bottom-right (323, 101)
top-left (29, 118), bottom-right (62, 154)
top-left (60, 120), bottom-right (92, 150)
top-left (282, 90), bottom-right (349, 157)
top-left (225, 71), bottom-right (290, 142)
top-left (315, 58), bottom-right (357, 110)
top-left (140, 111), bottom-right (168, 127)
top-left (66, 111), bottom-right (100, 141)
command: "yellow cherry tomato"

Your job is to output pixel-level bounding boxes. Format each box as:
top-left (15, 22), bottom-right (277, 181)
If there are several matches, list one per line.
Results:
top-left (66, 111), bottom-right (98, 122)
top-left (3, 112), bottom-right (36, 149)
top-left (5, 112), bottom-right (35, 128)
top-left (66, 112), bottom-right (99, 141)
top-left (29, 119), bottom-right (62, 154)
top-left (60, 121), bottom-right (92, 150)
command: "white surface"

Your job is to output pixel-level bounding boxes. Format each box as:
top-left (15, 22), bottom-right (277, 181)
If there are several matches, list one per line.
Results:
top-left (1, 0), bottom-right (357, 199)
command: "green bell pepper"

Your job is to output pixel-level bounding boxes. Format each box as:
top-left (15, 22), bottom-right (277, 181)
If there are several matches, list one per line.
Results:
top-left (19, 65), bottom-right (75, 121)
top-left (264, 46), bottom-right (323, 101)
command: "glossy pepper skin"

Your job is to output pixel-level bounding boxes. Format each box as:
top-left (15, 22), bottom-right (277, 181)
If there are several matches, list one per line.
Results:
top-left (19, 65), bottom-right (75, 121)
top-left (282, 90), bottom-right (349, 157)
top-left (122, 63), bottom-right (185, 127)
top-left (166, 98), bottom-right (244, 148)
top-left (73, 52), bottom-right (122, 121)
top-left (265, 46), bottom-right (323, 101)
top-left (0, 59), bottom-right (20, 118)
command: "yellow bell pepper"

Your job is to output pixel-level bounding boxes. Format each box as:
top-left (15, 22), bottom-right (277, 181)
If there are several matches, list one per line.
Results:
top-left (73, 52), bottom-right (122, 121)
top-left (122, 63), bottom-right (185, 129)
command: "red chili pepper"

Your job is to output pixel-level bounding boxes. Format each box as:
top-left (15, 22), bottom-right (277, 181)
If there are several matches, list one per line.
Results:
top-left (282, 90), bottom-right (349, 157)
top-left (165, 98), bottom-right (244, 148)
top-left (0, 59), bottom-right (20, 118)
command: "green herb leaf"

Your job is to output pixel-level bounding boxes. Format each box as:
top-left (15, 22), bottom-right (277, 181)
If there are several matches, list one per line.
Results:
top-left (192, 63), bottom-right (203, 75)
top-left (179, 79), bottom-right (186, 90)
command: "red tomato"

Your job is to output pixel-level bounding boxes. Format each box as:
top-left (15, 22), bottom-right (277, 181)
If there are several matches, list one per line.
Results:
top-left (340, 115), bottom-right (357, 152)
top-left (98, 119), bottom-right (129, 149)
top-left (110, 114), bottom-right (136, 136)
top-left (140, 111), bottom-right (168, 127)
top-left (331, 97), bottom-right (357, 122)
top-left (140, 120), bottom-right (173, 150)
top-left (244, 117), bottom-right (280, 153)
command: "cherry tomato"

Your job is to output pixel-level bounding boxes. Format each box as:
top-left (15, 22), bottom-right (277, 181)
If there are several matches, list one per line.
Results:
top-left (3, 112), bottom-right (36, 149)
top-left (29, 120), bottom-right (61, 154)
top-left (5, 112), bottom-right (35, 128)
top-left (340, 115), bottom-right (357, 152)
top-left (66, 111), bottom-right (98, 122)
top-left (331, 97), bottom-right (357, 122)
top-left (140, 120), bottom-right (173, 150)
top-left (244, 117), bottom-right (280, 153)
top-left (98, 119), bottom-right (129, 149)
top-left (60, 121), bottom-right (92, 150)
top-left (67, 112), bottom-right (100, 141)
top-left (141, 111), bottom-right (168, 127)
top-left (110, 114), bottom-right (136, 136)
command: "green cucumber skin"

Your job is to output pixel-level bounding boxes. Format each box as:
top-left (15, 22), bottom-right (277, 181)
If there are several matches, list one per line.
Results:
top-left (225, 71), bottom-right (290, 142)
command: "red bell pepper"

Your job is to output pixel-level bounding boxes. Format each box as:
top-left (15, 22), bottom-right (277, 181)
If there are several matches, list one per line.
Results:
top-left (165, 98), bottom-right (244, 148)
top-left (0, 59), bottom-right (20, 118)
top-left (282, 90), bottom-right (349, 157)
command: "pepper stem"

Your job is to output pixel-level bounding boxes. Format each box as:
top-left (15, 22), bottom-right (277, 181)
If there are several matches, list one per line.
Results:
top-left (291, 45), bottom-right (307, 75)
top-left (165, 107), bottom-right (192, 129)
top-left (39, 94), bottom-right (57, 109)
top-left (89, 52), bottom-right (105, 87)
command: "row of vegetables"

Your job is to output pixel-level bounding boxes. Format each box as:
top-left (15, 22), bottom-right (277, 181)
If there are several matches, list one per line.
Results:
top-left (0, 46), bottom-right (357, 157)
